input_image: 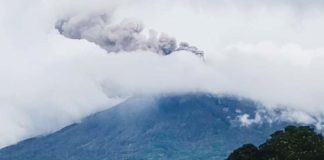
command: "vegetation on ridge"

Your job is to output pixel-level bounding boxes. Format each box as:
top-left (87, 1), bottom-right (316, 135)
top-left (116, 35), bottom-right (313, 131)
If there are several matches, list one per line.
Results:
top-left (227, 126), bottom-right (324, 160)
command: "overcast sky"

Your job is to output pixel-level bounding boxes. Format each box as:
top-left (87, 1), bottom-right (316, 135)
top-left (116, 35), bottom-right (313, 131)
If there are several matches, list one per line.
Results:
top-left (0, 0), bottom-right (324, 148)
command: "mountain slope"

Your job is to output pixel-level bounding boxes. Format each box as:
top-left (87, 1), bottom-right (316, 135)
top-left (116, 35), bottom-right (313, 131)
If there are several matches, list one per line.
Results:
top-left (0, 94), bottom-right (288, 160)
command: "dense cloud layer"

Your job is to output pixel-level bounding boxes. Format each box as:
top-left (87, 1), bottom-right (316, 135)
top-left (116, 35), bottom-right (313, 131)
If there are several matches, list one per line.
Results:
top-left (1, 0), bottom-right (324, 148)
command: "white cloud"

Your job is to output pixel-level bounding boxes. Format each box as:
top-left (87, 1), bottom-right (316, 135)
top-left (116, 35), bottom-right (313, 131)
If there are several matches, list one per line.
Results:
top-left (1, 0), bottom-right (324, 148)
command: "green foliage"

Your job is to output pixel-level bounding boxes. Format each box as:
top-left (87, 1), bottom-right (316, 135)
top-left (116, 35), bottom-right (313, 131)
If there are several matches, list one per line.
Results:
top-left (227, 126), bottom-right (324, 160)
top-left (227, 144), bottom-right (259, 160)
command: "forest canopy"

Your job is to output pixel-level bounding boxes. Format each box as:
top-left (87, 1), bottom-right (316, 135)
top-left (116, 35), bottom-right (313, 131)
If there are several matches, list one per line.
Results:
top-left (227, 126), bottom-right (324, 160)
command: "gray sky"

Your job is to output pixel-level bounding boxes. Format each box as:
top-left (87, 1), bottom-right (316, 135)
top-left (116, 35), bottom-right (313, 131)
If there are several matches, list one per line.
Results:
top-left (0, 0), bottom-right (324, 148)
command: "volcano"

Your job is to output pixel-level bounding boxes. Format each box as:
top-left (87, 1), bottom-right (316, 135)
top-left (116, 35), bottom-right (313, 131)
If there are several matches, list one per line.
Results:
top-left (0, 94), bottom-right (288, 160)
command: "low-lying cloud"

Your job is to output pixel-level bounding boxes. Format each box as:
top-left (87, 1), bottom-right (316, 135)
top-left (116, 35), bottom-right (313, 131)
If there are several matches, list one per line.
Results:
top-left (0, 0), bottom-right (324, 148)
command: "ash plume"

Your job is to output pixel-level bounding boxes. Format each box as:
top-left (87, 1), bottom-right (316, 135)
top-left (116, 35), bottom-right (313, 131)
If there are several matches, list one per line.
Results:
top-left (55, 14), bottom-right (204, 56)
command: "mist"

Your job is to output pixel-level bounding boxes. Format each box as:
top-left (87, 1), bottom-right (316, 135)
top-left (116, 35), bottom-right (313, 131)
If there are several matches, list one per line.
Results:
top-left (0, 0), bottom-right (324, 148)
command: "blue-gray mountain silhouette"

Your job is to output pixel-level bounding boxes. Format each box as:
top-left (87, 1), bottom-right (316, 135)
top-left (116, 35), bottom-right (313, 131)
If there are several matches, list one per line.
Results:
top-left (0, 94), bottom-right (288, 160)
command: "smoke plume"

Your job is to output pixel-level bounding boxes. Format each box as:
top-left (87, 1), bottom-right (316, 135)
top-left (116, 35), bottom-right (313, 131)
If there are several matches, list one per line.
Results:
top-left (56, 13), bottom-right (204, 56)
top-left (1, 0), bottom-right (324, 149)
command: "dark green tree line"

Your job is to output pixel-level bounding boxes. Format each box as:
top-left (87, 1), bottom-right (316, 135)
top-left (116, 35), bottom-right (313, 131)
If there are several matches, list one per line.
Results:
top-left (227, 126), bottom-right (324, 160)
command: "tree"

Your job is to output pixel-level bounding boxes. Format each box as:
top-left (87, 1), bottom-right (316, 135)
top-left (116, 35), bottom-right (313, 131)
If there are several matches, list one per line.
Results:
top-left (227, 126), bottom-right (324, 160)
top-left (227, 144), bottom-right (259, 160)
